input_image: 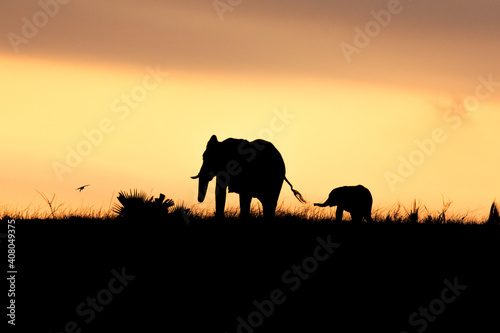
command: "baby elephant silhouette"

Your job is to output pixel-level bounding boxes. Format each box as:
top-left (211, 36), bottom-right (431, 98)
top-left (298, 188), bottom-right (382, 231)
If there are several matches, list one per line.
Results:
top-left (314, 185), bottom-right (373, 223)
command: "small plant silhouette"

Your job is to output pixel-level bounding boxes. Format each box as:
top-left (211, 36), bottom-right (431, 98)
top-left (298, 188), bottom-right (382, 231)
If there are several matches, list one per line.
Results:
top-left (486, 201), bottom-right (499, 226)
top-left (35, 190), bottom-right (64, 219)
top-left (113, 189), bottom-right (174, 220)
top-left (436, 196), bottom-right (453, 224)
top-left (404, 199), bottom-right (423, 224)
top-left (384, 202), bottom-right (403, 224)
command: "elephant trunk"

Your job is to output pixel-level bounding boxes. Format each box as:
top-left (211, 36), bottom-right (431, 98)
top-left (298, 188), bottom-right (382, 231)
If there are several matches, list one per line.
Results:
top-left (314, 198), bottom-right (333, 207)
top-left (198, 178), bottom-right (209, 203)
top-left (191, 173), bottom-right (210, 203)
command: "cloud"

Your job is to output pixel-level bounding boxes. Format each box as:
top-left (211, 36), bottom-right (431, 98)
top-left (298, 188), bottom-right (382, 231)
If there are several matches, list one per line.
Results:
top-left (1, 0), bottom-right (500, 93)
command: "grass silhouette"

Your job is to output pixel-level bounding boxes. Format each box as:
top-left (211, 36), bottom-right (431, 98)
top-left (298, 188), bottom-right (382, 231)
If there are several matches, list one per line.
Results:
top-left (1, 191), bottom-right (115, 220)
top-left (2, 190), bottom-right (493, 225)
top-left (487, 200), bottom-right (500, 226)
top-left (8, 190), bottom-right (500, 332)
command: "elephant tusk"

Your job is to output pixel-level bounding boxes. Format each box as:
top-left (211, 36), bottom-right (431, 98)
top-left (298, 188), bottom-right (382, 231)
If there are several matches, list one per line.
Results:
top-left (191, 174), bottom-right (200, 179)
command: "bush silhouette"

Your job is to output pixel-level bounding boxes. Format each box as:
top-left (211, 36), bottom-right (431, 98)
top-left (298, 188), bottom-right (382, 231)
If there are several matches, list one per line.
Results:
top-left (113, 189), bottom-right (174, 220)
top-left (487, 201), bottom-right (500, 226)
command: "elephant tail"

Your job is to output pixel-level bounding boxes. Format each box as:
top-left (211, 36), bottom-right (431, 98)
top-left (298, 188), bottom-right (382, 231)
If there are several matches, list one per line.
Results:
top-left (284, 177), bottom-right (307, 204)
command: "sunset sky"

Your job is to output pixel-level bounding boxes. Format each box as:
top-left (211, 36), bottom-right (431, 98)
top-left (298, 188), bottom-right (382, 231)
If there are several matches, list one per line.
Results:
top-left (1, 0), bottom-right (499, 218)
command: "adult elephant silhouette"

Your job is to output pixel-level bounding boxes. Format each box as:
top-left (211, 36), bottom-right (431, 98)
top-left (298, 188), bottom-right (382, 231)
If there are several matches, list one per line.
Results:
top-left (192, 135), bottom-right (306, 219)
top-left (314, 185), bottom-right (373, 223)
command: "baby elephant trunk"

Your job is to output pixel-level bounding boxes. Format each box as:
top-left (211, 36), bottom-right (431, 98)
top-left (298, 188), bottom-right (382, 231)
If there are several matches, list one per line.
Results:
top-left (314, 200), bottom-right (331, 207)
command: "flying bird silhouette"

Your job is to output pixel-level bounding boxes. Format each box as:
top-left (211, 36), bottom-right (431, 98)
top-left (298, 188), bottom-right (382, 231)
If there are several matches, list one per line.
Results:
top-left (76, 184), bottom-right (90, 192)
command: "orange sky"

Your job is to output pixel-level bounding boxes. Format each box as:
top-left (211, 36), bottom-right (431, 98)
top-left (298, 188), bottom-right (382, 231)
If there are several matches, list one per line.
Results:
top-left (1, 0), bottom-right (499, 218)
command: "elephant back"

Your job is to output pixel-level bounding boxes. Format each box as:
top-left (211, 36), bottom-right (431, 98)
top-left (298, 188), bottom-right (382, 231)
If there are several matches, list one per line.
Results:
top-left (223, 138), bottom-right (286, 194)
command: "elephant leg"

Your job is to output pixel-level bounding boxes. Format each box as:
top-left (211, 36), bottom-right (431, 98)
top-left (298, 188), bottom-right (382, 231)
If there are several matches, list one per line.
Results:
top-left (215, 179), bottom-right (227, 219)
top-left (350, 212), bottom-right (362, 223)
top-left (365, 202), bottom-right (374, 223)
top-left (262, 197), bottom-right (278, 220)
top-left (262, 182), bottom-right (282, 220)
top-left (335, 206), bottom-right (344, 222)
top-left (239, 193), bottom-right (252, 220)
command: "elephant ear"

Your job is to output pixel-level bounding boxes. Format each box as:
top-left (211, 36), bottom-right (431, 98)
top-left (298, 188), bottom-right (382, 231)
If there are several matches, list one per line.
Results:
top-left (208, 135), bottom-right (218, 145)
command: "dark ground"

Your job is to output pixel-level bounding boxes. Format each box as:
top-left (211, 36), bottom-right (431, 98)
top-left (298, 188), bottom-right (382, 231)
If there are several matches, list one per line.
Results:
top-left (8, 217), bottom-right (500, 332)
